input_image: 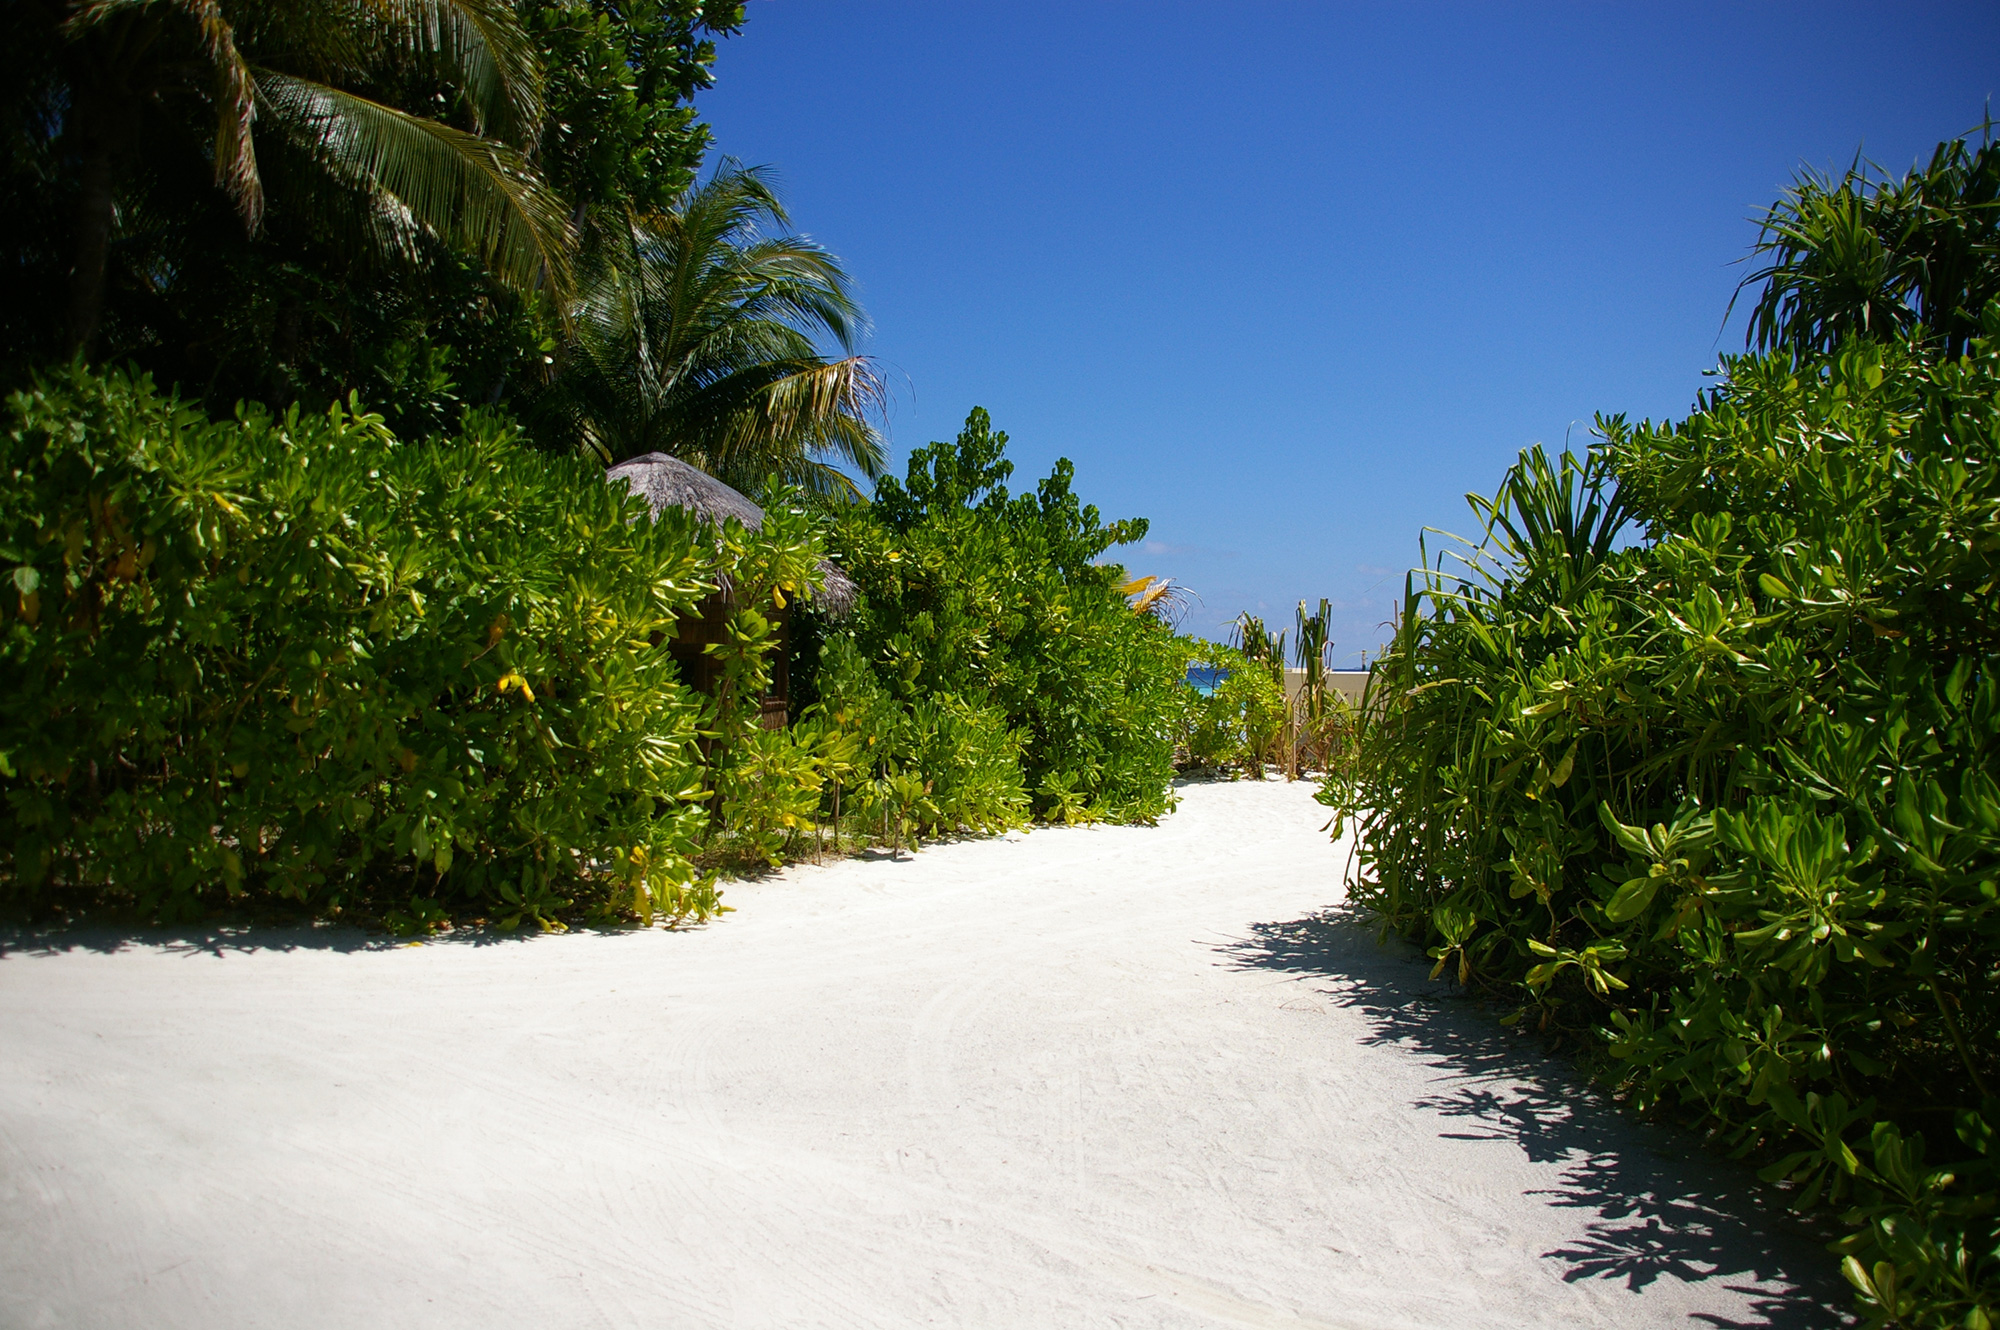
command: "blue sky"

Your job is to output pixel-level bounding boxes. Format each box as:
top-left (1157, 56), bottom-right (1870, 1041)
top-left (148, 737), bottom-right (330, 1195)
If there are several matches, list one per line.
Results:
top-left (701, 2), bottom-right (2000, 659)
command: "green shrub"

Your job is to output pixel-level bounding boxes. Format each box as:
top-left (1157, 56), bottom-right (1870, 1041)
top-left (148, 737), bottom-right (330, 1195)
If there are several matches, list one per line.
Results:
top-left (0, 363), bottom-right (726, 929)
top-left (896, 695), bottom-right (1031, 835)
top-left (693, 482), bottom-right (836, 866)
top-left (1179, 640), bottom-right (1287, 774)
top-left (1333, 324), bottom-right (2000, 1326)
top-left (714, 725), bottom-right (824, 867)
top-left (801, 634), bottom-right (1028, 845)
top-left (823, 408), bottom-right (1185, 826)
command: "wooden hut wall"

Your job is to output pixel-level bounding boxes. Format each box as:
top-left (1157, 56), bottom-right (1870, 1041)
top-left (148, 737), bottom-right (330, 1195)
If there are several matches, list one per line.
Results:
top-left (670, 593), bottom-right (791, 730)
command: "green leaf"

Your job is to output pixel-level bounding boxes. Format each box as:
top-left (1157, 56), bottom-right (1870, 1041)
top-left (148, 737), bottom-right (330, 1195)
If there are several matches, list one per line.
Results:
top-left (11, 566), bottom-right (37, 595)
top-left (1604, 875), bottom-right (1660, 923)
top-left (1597, 802), bottom-right (1655, 859)
top-left (1432, 899), bottom-right (1477, 946)
top-left (1757, 1150), bottom-right (1816, 1184)
top-left (1549, 741), bottom-right (1577, 789)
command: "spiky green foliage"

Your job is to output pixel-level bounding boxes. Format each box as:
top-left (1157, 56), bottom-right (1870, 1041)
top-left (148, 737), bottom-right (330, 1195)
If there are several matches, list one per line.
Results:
top-left (1290, 597), bottom-right (1354, 777)
top-left (1738, 123), bottom-right (2000, 359)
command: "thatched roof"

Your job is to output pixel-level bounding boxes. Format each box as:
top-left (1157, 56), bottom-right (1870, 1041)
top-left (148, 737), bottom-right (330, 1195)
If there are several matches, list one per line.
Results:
top-left (606, 452), bottom-right (859, 616)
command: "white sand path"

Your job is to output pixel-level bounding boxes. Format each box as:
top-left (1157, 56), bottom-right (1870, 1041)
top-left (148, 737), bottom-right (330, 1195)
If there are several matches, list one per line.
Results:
top-left (2, 778), bottom-right (1845, 1329)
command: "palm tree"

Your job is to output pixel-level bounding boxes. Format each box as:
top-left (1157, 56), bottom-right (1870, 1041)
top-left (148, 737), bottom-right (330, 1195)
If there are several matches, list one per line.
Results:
top-left (39, 0), bottom-right (569, 357)
top-left (540, 161), bottom-right (886, 500)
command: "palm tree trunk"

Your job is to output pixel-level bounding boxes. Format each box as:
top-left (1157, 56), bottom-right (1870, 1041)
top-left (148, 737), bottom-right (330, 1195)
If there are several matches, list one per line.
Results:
top-left (59, 10), bottom-right (162, 361)
top-left (60, 24), bottom-right (149, 363)
top-left (64, 95), bottom-right (119, 360)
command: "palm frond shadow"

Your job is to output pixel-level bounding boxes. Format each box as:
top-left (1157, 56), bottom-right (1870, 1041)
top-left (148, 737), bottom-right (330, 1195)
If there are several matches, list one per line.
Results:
top-left (1213, 907), bottom-right (1853, 1329)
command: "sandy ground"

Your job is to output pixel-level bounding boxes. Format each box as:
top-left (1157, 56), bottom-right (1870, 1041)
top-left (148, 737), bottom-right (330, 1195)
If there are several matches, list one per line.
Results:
top-left (1, 778), bottom-right (1845, 1330)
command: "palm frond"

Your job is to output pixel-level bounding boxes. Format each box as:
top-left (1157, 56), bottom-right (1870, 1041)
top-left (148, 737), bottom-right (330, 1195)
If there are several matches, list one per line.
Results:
top-left (766, 456), bottom-right (869, 504)
top-left (627, 169), bottom-right (867, 354)
top-left (187, 0), bottom-right (262, 229)
top-left (692, 355), bottom-right (886, 478)
top-left (370, 0), bottom-right (544, 144)
top-left (62, 1), bottom-right (263, 228)
top-left (1122, 575), bottom-right (1198, 626)
top-left (543, 164), bottom-right (885, 480)
top-left (259, 70), bottom-right (571, 303)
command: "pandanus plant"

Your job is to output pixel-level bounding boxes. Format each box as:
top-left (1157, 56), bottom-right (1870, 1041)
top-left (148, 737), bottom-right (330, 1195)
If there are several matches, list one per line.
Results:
top-left (1292, 597), bottom-right (1351, 777)
top-left (1733, 120), bottom-right (2000, 359)
top-left (1226, 612), bottom-right (1290, 774)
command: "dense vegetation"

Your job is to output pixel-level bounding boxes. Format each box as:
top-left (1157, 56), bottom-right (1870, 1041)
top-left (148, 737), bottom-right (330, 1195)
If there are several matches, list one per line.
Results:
top-left (1215, 599), bottom-right (1353, 779)
top-left (4, 357), bottom-right (1298, 921)
top-left (1333, 131), bottom-right (2000, 1327)
top-left (1180, 638), bottom-right (1288, 775)
top-left (0, 1), bottom-right (1227, 922)
top-left (5, 0), bottom-right (731, 402)
top-left (819, 408), bottom-right (1188, 827)
top-left (1, 363), bottom-right (736, 928)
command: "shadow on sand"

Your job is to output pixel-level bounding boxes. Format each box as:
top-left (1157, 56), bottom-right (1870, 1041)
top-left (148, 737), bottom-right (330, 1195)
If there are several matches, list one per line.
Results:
top-left (1215, 906), bottom-right (1853, 1330)
top-left (0, 908), bottom-right (708, 948)
top-left (0, 918), bottom-right (603, 958)
top-left (0, 837), bottom-right (979, 961)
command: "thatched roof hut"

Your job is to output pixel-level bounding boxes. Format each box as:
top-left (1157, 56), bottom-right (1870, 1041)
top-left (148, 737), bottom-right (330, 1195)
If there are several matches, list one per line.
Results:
top-left (606, 452), bottom-right (858, 615)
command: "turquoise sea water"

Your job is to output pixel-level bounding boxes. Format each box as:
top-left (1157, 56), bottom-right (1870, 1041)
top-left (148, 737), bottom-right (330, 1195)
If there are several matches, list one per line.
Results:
top-left (1185, 666), bottom-right (1230, 697)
